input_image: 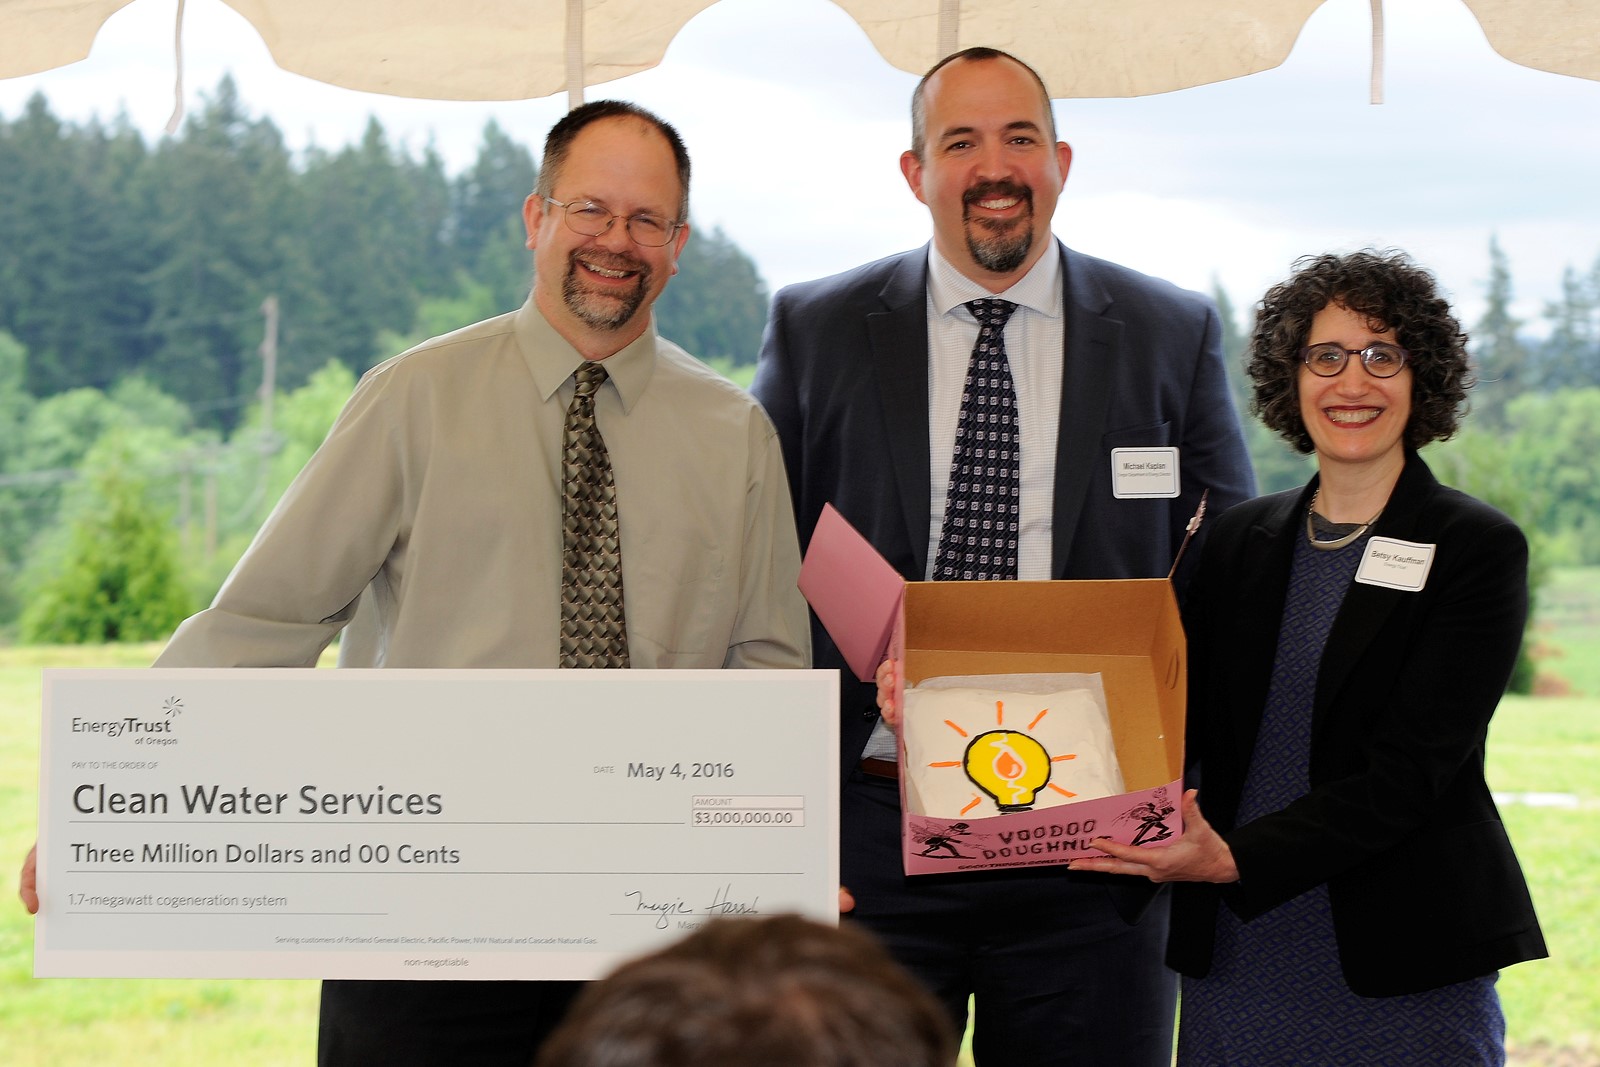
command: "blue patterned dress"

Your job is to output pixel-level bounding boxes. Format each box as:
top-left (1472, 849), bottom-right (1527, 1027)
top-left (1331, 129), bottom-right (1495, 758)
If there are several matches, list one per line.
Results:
top-left (1177, 520), bottom-right (1505, 1066)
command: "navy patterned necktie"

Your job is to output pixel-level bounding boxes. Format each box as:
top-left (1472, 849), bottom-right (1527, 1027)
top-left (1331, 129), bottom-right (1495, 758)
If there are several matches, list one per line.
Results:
top-left (934, 298), bottom-right (1020, 582)
top-left (560, 361), bottom-right (629, 668)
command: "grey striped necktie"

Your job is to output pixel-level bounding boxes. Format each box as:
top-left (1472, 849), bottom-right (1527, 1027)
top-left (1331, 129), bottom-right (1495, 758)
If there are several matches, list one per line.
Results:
top-left (934, 297), bottom-right (1020, 581)
top-left (560, 361), bottom-right (629, 668)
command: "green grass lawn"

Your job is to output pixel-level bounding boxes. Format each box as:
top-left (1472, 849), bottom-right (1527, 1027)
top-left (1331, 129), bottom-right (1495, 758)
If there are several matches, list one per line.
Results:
top-left (0, 644), bottom-right (320, 1066)
top-left (2, 592), bottom-right (1597, 1065)
top-left (1488, 697), bottom-right (1600, 1061)
top-left (1492, 569), bottom-right (1600, 1066)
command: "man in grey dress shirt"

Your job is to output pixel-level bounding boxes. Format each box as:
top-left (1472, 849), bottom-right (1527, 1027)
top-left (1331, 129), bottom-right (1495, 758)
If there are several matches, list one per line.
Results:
top-left (19, 100), bottom-right (810, 1065)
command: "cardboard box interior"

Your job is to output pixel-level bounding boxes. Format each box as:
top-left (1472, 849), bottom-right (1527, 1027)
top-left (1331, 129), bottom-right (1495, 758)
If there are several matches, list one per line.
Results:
top-left (900, 578), bottom-right (1184, 794)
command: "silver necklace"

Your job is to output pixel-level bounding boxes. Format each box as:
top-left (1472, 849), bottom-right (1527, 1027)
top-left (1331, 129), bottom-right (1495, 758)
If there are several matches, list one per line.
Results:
top-left (1305, 488), bottom-right (1383, 551)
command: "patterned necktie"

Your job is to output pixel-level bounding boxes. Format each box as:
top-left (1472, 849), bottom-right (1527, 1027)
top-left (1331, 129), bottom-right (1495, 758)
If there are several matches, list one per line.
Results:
top-left (561, 361), bottom-right (629, 668)
top-left (934, 298), bottom-right (1020, 582)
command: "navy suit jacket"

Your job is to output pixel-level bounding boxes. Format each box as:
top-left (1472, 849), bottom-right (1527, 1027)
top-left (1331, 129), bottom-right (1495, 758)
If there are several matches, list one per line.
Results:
top-left (1171, 452), bottom-right (1547, 996)
top-left (753, 241), bottom-right (1256, 778)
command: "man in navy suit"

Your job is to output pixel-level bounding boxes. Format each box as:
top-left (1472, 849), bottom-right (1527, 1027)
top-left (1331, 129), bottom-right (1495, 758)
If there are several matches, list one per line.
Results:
top-left (752, 48), bottom-right (1255, 1064)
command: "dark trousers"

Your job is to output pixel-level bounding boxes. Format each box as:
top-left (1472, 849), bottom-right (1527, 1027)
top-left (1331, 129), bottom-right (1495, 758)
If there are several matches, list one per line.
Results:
top-left (317, 978), bottom-right (582, 1066)
top-left (843, 771), bottom-right (1177, 1065)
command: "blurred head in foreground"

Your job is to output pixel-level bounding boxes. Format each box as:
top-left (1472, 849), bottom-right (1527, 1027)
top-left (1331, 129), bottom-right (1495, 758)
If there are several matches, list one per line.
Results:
top-left (534, 914), bottom-right (957, 1067)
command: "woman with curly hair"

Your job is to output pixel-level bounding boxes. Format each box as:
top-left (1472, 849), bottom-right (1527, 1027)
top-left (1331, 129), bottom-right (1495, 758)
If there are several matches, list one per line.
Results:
top-left (1075, 250), bottom-right (1546, 1064)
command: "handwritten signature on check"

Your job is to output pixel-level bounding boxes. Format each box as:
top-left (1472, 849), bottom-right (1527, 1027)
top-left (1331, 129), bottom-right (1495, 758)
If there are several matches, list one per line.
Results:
top-left (623, 885), bottom-right (762, 929)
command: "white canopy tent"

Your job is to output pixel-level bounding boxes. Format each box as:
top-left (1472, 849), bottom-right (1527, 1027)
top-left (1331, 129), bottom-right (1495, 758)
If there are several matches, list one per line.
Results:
top-left (5, 0), bottom-right (1599, 111)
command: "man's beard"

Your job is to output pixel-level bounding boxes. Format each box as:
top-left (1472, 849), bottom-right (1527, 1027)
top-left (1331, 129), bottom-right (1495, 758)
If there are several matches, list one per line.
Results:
top-left (963, 181), bottom-right (1034, 275)
top-left (561, 250), bottom-right (650, 330)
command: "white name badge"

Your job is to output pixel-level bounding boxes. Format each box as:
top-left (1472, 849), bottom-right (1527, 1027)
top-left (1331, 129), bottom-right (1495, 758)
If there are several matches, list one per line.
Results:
top-left (36, 668), bottom-right (839, 980)
top-left (1111, 447), bottom-right (1180, 499)
top-left (1356, 537), bottom-right (1436, 591)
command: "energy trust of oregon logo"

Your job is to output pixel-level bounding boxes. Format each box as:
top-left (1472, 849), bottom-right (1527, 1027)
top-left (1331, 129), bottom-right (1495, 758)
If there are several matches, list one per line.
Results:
top-left (68, 694), bottom-right (185, 747)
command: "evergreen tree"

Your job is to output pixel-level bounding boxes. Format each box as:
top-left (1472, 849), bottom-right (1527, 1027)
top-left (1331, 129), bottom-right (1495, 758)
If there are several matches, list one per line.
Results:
top-left (298, 119), bottom-right (424, 376)
top-left (451, 121), bottom-right (539, 315)
top-left (655, 224), bottom-right (769, 364)
top-left (19, 435), bottom-right (193, 643)
top-left (1208, 279), bottom-right (1312, 495)
top-left (141, 77), bottom-right (304, 430)
top-left (453, 120), bottom-right (538, 273)
top-left (0, 329), bottom-right (29, 467)
top-left (474, 218), bottom-right (536, 314)
top-left (1533, 265), bottom-right (1598, 391)
top-left (406, 144), bottom-right (458, 299)
top-left (1211, 279), bottom-right (1252, 418)
top-left (0, 330), bottom-right (33, 625)
top-left (0, 95), bottom-right (146, 395)
top-left (1468, 236), bottom-right (1527, 426)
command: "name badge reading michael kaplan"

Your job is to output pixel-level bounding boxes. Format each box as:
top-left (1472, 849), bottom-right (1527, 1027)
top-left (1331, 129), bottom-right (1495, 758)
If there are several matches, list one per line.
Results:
top-left (1111, 448), bottom-right (1180, 499)
top-left (1356, 537), bottom-right (1436, 592)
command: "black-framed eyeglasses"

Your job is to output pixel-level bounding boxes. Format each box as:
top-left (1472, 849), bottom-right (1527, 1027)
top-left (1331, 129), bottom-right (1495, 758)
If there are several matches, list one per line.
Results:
top-left (543, 197), bottom-right (683, 247)
top-left (1299, 342), bottom-right (1410, 378)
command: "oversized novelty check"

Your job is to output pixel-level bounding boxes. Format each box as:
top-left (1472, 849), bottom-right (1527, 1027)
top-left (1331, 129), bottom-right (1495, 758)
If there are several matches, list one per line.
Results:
top-left (35, 668), bottom-right (838, 979)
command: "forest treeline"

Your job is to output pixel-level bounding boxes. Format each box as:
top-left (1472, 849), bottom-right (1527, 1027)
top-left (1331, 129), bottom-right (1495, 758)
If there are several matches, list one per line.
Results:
top-left (0, 77), bottom-right (768, 430)
top-left (1, 81), bottom-right (1599, 662)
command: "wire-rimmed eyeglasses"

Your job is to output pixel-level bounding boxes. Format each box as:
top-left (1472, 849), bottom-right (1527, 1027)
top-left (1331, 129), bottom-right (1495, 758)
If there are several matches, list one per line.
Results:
top-left (543, 197), bottom-right (683, 247)
top-left (1299, 342), bottom-right (1410, 378)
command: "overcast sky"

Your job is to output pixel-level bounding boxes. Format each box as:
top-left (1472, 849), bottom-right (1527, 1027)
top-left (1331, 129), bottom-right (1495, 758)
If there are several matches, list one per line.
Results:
top-left (5, 0), bottom-right (1599, 336)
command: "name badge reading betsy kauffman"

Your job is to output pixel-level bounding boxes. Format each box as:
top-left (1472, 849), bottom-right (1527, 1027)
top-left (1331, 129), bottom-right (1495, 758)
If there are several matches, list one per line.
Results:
top-left (1356, 537), bottom-right (1436, 592)
top-left (1110, 447), bottom-right (1180, 499)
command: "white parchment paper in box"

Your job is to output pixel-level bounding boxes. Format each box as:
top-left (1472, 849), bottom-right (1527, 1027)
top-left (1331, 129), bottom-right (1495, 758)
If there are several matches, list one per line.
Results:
top-left (902, 673), bottom-right (1123, 820)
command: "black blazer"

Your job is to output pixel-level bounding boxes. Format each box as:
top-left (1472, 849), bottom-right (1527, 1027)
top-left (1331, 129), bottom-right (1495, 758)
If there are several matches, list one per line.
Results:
top-left (752, 241), bottom-right (1256, 780)
top-left (1171, 452), bottom-right (1548, 996)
